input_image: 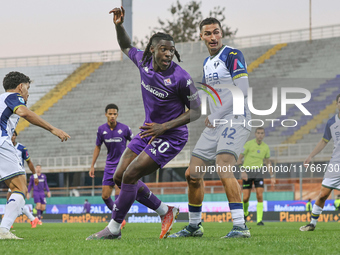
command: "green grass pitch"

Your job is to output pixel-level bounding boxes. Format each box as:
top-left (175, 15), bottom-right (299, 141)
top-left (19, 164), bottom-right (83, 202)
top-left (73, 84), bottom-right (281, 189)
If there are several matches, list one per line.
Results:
top-left (3, 222), bottom-right (340, 255)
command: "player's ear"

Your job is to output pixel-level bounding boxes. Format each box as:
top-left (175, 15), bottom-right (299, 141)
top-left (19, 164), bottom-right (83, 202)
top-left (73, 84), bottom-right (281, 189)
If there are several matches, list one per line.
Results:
top-left (150, 45), bottom-right (155, 53)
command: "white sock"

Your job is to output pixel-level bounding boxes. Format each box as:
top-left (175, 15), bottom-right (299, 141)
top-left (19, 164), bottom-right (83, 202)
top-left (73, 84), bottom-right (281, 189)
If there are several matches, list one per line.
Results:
top-left (231, 209), bottom-right (245, 227)
top-left (189, 212), bottom-right (201, 227)
top-left (155, 202), bottom-right (168, 216)
top-left (107, 219), bottom-right (121, 234)
top-left (310, 204), bottom-right (323, 226)
top-left (23, 205), bottom-right (35, 221)
top-left (0, 193), bottom-right (25, 231)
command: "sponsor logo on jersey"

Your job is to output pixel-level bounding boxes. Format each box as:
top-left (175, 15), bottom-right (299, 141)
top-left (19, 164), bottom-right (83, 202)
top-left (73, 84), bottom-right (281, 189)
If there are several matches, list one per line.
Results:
top-left (164, 78), bottom-right (172, 85)
top-left (229, 52), bottom-right (238, 55)
top-left (234, 59), bottom-right (245, 71)
top-left (18, 97), bottom-right (25, 104)
top-left (141, 80), bottom-right (169, 99)
top-left (105, 138), bottom-right (123, 143)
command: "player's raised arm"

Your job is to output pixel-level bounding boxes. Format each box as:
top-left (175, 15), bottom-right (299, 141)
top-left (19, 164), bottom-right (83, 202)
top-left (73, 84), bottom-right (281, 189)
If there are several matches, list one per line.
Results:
top-left (109, 6), bottom-right (132, 56)
top-left (15, 106), bottom-right (70, 142)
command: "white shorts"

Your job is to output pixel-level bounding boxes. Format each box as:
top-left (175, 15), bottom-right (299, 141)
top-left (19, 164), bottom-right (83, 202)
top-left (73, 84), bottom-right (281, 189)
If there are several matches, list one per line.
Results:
top-left (322, 161), bottom-right (340, 190)
top-left (192, 123), bottom-right (250, 162)
top-left (0, 141), bottom-right (25, 182)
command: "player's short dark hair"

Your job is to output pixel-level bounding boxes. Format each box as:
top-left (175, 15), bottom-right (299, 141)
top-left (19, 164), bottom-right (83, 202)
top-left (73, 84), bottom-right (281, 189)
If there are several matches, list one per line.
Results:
top-left (199, 17), bottom-right (224, 36)
top-left (255, 127), bottom-right (265, 133)
top-left (336, 93), bottom-right (340, 102)
top-left (13, 130), bottom-right (18, 136)
top-left (3, 71), bottom-right (31, 91)
top-left (105, 104), bottom-right (119, 113)
top-left (142, 32), bottom-right (181, 66)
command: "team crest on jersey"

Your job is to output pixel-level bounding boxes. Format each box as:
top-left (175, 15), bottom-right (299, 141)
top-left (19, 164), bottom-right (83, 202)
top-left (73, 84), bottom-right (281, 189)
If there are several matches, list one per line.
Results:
top-left (118, 129), bottom-right (122, 134)
top-left (103, 131), bottom-right (107, 135)
top-left (214, 62), bottom-right (220, 69)
top-left (164, 78), bottom-right (172, 85)
top-left (18, 97), bottom-right (25, 104)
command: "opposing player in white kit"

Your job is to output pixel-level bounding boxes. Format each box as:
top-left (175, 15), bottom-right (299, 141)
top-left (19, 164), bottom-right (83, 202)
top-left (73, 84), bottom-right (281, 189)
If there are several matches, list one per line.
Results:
top-left (6, 130), bottom-right (40, 228)
top-left (300, 93), bottom-right (340, 231)
top-left (170, 17), bottom-right (251, 238)
top-left (0, 71), bottom-right (70, 239)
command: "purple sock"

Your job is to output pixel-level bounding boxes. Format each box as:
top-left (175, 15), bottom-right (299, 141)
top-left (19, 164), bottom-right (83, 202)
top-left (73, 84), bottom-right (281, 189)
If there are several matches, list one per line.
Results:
top-left (112, 183), bottom-right (138, 223)
top-left (115, 195), bottom-right (119, 201)
top-left (103, 198), bottom-right (114, 211)
top-left (37, 209), bottom-right (42, 220)
top-left (136, 180), bottom-right (161, 211)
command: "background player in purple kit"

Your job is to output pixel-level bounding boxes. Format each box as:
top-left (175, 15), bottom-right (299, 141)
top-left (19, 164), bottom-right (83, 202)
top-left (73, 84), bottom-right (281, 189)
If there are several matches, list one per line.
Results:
top-left (86, 6), bottom-right (201, 240)
top-left (89, 104), bottom-right (132, 227)
top-left (27, 165), bottom-right (51, 224)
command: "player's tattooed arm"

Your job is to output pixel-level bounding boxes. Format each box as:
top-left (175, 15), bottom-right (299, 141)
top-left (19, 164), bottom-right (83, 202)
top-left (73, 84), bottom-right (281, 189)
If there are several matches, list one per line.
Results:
top-left (110, 6), bottom-right (132, 56)
top-left (140, 107), bottom-right (201, 143)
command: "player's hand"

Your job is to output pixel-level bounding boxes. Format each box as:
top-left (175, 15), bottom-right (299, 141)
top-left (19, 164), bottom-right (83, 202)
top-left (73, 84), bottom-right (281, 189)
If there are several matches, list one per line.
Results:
top-left (109, 6), bottom-right (125, 25)
top-left (241, 171), bottom-right (248, 181)
top-left (89, 166), bottom-right (95, 178)
top-left (34, 177), bottom-right (39, 186)
top-left (51, 128), bottom-right (70, 142)
top-left (303, 156), bottom-right (311, 168)
top-left (139, 123), bottom-right (167, 144)
top-left (205, 116), bottom-right (214, 128)
top-left (26, 193), bottom-right (30, 200)
top-left (47, 191), bottom-right (51, 198)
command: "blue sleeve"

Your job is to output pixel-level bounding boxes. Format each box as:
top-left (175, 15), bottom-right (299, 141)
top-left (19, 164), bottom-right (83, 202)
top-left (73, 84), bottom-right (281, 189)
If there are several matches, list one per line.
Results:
top-left (323, 121), bottom-right (332, 142)
top-left (225, 49), bottom-right (248, 80)
top-left (4, 93), bottom-right (26, 112)
top-left (128, 47), bottom-right (144, 67)
top-left (22, 146), bottom-right (30, 161)
top-left (178, 73), bottom-right (201, 110)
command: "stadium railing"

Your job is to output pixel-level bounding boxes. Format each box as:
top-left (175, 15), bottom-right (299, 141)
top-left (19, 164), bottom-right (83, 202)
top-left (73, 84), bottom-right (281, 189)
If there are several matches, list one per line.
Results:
top-left (1, 24), bottom-right (340, 68)
top-left (25, 143), bottom-right (331, 172)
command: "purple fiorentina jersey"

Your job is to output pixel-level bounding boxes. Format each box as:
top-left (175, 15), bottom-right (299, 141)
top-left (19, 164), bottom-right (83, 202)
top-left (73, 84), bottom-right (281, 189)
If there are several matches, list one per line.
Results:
top-left (128, 47), bottom-right (200, 139)
top-left (28, 174), bottom-right (49, 193)
top-left (96, 122), bottom-right (132, 167)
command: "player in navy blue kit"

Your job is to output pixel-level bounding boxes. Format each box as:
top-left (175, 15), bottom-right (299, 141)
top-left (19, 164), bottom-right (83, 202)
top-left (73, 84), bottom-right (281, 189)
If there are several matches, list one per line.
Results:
top-left (0, 71), bottom-right (69, 239)
top-left (6, 130), bottom-right (40, 228)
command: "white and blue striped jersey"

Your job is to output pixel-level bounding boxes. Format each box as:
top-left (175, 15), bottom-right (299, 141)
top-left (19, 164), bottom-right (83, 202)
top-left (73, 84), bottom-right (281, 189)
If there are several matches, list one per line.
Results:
top-left (323, 114), bottom-right (340, 162)
top-left (0, 92), bottom-right (26, 146)
top-left (202, 45), bottom-right (251, 130)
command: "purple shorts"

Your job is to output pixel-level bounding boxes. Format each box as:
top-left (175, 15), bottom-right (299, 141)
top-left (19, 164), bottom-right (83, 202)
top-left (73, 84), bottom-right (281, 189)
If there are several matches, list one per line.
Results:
top-left (128, 134), bottom-right (187, 169)
top-left (102, 165), bottom-right (116, 186)
top-left (33, 192), bottom-right (46, 204)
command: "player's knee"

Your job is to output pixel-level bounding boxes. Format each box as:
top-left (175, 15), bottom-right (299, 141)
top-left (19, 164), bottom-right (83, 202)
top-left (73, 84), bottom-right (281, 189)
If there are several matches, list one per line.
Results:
top-left (187, 176), bottom-right (203, 189)
top-left (122, 168), bottom-right (139, 184)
